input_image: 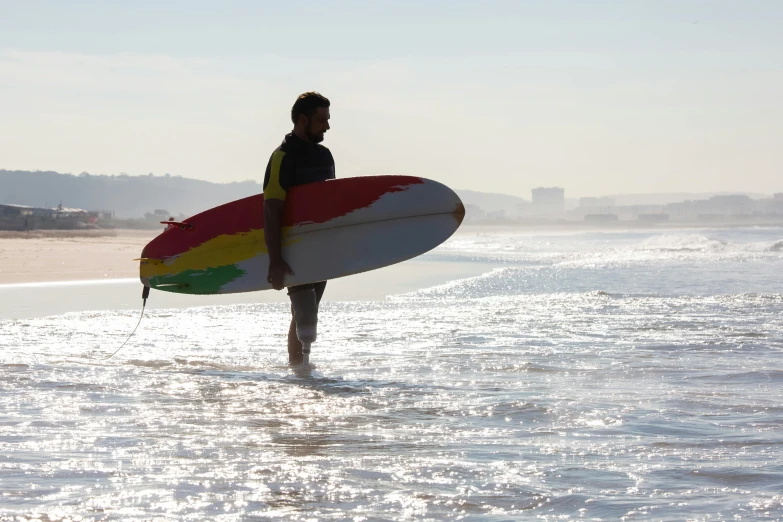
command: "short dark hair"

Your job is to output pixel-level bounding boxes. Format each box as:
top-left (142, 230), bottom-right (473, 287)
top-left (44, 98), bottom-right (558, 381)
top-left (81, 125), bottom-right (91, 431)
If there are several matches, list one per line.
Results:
top-left (291, 92), bottom-right (330, 124)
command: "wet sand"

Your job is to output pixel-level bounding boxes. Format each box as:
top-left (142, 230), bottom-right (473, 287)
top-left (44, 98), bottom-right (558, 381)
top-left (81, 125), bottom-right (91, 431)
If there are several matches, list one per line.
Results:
top-left (0, 229), bottom-right (491, 319)
top-left (0, 229), bottom-right (156, 285)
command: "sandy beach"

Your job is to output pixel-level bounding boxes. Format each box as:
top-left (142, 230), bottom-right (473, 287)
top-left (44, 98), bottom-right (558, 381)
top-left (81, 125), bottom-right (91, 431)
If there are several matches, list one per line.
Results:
top-left (0, 228), bottom-right (486, 287)
top-left (0, 229), bottom-right (157, 285)
top-left (0, 228), bottom-right (492, 319)
top-left (2, 223), bottom-right (771, 286)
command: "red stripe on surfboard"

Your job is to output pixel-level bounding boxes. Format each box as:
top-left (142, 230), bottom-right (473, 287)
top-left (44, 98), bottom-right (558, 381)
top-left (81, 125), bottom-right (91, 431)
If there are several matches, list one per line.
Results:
top-left (281, 176), bottom-right (424, 226)
top-left (142, 176), bottom-right (424, 259)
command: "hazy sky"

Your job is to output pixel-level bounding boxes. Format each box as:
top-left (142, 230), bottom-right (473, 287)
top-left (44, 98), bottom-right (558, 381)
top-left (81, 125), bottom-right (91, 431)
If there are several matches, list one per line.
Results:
top-left (1, 0), bottom-right (782, 198)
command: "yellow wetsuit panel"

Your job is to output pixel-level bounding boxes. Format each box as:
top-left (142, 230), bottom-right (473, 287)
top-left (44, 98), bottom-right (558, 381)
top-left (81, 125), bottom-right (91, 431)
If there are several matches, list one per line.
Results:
top-left (264, 150), bottom-right (287, 201)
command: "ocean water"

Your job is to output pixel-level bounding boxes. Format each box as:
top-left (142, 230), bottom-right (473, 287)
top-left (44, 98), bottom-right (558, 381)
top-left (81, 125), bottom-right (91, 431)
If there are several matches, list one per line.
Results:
top-left (1, 226), bottom-right (783, 521)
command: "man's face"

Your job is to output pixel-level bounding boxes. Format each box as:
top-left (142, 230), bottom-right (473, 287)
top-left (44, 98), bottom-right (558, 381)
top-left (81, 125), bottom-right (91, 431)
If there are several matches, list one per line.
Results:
top-left (305, 107), bottom-right (330, 143)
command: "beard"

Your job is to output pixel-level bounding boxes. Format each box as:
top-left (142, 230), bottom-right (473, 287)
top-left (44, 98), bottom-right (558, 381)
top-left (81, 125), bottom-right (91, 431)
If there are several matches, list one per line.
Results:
top-left (305, 125), bottom-right (325, 143)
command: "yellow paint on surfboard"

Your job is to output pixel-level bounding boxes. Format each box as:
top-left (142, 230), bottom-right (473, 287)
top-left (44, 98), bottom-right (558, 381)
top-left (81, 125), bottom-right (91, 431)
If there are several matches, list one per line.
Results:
top-left (139, 227), bottom-right (300, 278)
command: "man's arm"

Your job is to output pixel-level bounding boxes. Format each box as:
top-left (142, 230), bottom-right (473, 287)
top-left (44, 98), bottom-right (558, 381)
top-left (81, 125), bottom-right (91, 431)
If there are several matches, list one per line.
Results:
top-left (264, 199), bottom-right (293, 290)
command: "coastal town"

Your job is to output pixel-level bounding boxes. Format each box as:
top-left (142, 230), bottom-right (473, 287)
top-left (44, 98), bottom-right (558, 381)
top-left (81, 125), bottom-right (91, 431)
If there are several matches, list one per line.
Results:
top-left (3, 183), bottom-right (783, 231)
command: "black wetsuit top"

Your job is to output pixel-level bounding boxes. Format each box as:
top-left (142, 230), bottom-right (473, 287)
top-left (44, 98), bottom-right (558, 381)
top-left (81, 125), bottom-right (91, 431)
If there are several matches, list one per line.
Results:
top-left (262, 132), bottom-right (335, 201)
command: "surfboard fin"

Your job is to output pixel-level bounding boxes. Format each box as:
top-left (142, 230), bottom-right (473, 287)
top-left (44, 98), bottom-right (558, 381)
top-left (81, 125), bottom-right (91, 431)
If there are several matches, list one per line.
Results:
top-left (161, 221), bottom-right (193, 230)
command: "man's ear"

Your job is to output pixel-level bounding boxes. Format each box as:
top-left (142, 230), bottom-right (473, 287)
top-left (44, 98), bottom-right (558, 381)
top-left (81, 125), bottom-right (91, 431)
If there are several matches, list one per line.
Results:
top-left (296, 114), bottom-right (309, 128)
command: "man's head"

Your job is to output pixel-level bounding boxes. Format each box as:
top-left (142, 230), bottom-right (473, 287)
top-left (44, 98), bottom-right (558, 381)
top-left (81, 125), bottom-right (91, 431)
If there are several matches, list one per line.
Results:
top-left (291, 92), bottom-right (330, 143)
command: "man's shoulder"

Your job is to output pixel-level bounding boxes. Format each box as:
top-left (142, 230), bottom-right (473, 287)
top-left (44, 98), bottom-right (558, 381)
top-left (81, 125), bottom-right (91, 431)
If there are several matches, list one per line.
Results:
top-left (276, 133), bottom-right (299, 155)
top-left (269, 133), bottom-right (332, 160)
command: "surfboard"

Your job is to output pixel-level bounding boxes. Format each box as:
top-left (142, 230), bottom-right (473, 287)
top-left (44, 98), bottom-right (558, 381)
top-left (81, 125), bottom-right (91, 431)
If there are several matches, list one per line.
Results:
top-left (139, 175), bottom-right (464, 295)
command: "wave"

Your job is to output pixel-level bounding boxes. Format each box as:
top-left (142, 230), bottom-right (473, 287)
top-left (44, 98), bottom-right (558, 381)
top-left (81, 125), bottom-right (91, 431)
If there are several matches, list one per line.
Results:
top-left (635, 234), bottom-right (728, 252)
top-left (390, 267), bottom-right (521, 301)
top-left (430, 233), bottom-right (783, 270)
top-left (390, 260), bottom-right (783, 301)
top-left (635, 234), bottom-right (783, 254)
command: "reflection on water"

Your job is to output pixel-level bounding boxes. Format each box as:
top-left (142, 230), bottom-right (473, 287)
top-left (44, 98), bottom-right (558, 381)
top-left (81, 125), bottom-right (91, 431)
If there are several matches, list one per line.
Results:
top-left (1, 227), bottom-right (783, 519)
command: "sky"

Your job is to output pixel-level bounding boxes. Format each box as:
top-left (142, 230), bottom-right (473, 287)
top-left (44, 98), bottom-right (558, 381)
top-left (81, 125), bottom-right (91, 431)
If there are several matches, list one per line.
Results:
top-left (1, 0), bottom-right (782, 199)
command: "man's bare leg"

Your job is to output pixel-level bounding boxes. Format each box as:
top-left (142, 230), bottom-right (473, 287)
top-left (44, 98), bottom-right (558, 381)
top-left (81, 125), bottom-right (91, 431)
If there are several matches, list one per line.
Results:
top-left (287, 315), bottom-right (303, 365)
top-left (287, 281), bottom-right (326, 367)
top-left (290, 287), bottom-right (317, 366)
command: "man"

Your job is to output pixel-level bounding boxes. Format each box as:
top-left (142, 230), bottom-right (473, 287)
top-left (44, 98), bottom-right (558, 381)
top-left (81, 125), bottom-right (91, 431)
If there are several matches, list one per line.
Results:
top-left (263, 92), bottom-right (334, 366)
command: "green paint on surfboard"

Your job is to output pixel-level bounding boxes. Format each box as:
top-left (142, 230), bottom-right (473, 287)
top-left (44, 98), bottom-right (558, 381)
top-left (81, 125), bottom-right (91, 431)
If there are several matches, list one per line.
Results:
top-left (148, 264), bottom-right (245, 294)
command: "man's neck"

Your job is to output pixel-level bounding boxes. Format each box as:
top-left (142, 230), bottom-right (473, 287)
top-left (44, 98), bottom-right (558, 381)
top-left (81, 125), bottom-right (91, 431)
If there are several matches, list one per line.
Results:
top-left (293, 128), bottom-right (312, 143)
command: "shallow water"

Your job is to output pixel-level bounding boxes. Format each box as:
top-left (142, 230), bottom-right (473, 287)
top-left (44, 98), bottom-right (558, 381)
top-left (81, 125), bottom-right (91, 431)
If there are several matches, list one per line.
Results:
top-left (2, 226), bottom-right (783, 520)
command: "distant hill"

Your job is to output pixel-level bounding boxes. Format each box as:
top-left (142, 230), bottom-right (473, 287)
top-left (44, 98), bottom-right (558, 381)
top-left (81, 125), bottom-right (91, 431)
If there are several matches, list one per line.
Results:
top-left (608, 192), bottom-right (770, 206)
top-left (455, 189), bottom-right (529, 215)
top-left (1, 170), bottom-right (536, 219)
top-left (0, 170), bottom-right (261, 218)
top-left (10, 170), bottom-right (763, 221)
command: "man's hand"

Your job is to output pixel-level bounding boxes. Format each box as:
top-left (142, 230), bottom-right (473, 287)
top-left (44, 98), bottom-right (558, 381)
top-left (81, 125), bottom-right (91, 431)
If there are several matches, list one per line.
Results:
top-left (267, 258), bottom-right (294, 290)
top-left (263, 198), bottom-right (291, 290)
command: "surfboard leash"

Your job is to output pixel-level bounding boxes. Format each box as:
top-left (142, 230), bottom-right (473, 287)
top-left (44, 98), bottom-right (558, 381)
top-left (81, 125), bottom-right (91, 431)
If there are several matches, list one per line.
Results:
top-left (106, 285), bottom-right (150, 360)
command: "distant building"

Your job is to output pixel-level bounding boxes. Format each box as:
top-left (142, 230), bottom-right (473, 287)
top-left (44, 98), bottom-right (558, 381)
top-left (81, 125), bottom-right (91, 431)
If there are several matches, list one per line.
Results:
top-left (664, 194), bottom-right (760, 220)
top-left (579, 196), bottom-right (615, 209)
top-left (0, 203), bottom-right (35, 217)
top-left (638, 213), bottom-right (669, 223)
top-left (53, 203), bottom-right (89, 218)
top-left (585, 213), bottom-right (619, 223)
top-left (0, 203), bottom-right (92, 230)
top-left (516, 202), bottom-right (532, 216)
top-left (531, 187), bottom-right (565, 216)
top-left (0, 203), bottom-right (88, 217)
top-left (576, 196), bottom-right (617, 220)
top-left (696, 214), bottom-right (727, 222)
top-left (708, 194), bottom-right (753, 214)
top-left (758, 197), bottom-right (783, 216)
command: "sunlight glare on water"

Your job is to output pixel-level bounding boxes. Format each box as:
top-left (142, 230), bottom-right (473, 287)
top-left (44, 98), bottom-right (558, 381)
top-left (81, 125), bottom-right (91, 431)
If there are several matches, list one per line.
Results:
top-left (1, 227), bottom-right (783, 520)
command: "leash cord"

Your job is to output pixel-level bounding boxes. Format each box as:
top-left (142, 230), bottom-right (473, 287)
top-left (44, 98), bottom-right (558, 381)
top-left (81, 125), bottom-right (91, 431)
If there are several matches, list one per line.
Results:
top-left (106, 286), bottom-right (150, 360)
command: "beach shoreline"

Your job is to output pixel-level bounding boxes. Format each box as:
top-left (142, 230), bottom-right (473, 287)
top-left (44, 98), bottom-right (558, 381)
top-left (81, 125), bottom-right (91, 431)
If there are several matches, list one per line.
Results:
top-left (0, 228), bottom-right (494, 319)
top-left (0, 228), bottom-right (157, 285)
top-left (2, 223), bottom-right (778, 286)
